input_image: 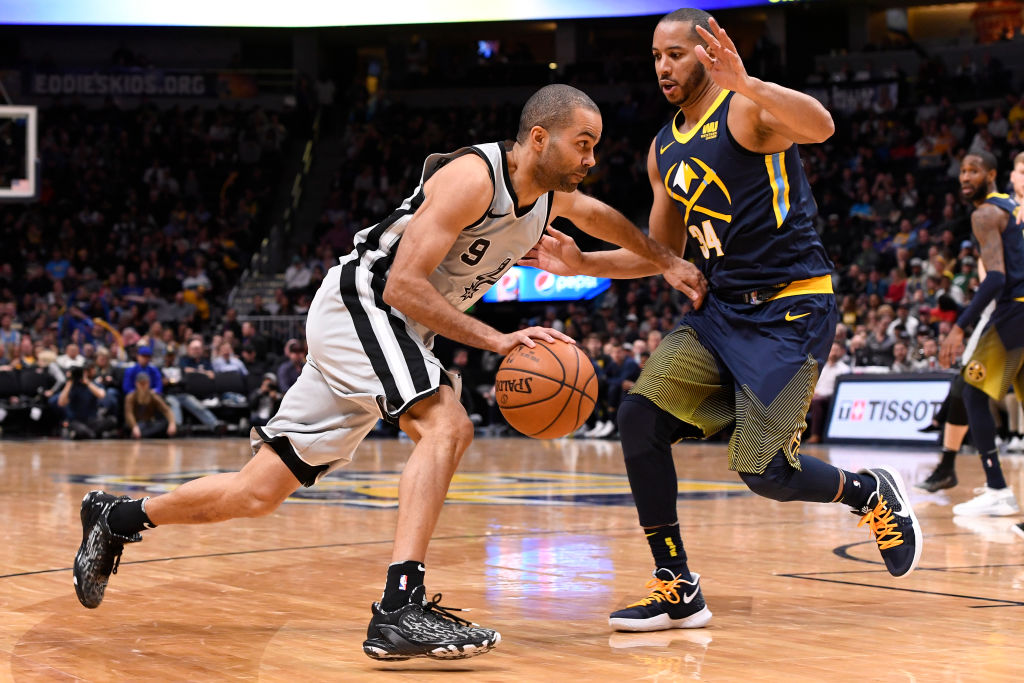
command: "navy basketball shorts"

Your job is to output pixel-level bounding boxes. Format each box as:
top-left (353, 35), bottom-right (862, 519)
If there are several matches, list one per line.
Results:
top-left (630, 292), bottom-right (837, 475)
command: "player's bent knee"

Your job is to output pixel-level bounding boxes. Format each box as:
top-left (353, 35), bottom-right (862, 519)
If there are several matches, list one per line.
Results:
top-left (618, 396), bottom-right (671, 460)
top-left (738, 469), bottom-right (798, 502)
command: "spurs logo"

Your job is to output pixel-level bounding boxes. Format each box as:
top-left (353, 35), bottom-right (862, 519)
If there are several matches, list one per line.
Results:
top-left (460, 257), bottom-right (511, 301)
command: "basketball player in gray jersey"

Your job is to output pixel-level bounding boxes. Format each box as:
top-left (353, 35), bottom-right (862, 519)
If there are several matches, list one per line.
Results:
top-left (72, 84), bottom-right (706, 660)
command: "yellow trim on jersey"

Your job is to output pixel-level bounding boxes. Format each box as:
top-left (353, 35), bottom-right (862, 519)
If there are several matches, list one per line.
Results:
top-left (671, 89), bottom-right (731, 144)
top-left (1016, 296), bottom-right (1024, 303)
top-left (766, 152), bottom-right (791, 228)
top-left (986, 192), bottom-right (1011, 199)
top-left (769, 274), bottom-right (834, 301)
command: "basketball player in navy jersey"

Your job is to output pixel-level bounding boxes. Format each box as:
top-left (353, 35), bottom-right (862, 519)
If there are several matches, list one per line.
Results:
top-left (938, 151), bottom-right (1024, 519)
top-left (72, 84), bottom-right (706, 658)
top-left (522, 8), bottom-right (922, 631)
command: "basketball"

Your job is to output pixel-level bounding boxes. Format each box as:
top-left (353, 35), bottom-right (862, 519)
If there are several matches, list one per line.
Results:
top-left (495, 340), bottom-right (597, 439)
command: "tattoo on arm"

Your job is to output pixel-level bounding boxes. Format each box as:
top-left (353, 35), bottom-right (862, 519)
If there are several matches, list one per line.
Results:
top-left (973, 204), bottom-right (1006, 274)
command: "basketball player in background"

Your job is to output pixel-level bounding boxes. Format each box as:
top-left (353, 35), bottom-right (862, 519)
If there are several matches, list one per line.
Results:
top-left (939, 152), bottom-right (1024, 519)
top-left (522, 8), bottom-right (921, 632)
top-left (72, 84), bottom-right (706, 660)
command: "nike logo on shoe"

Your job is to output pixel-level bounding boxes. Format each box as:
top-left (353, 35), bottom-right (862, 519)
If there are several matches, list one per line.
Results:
top-left (682, 579), bottom-right (700, 604)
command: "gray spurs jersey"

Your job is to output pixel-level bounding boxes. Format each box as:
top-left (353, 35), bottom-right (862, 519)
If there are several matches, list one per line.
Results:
top-left (337, 141), bottom-right (554, 346)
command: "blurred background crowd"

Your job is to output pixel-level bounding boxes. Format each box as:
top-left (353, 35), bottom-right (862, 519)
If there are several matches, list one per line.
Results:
top-left (1, 2), bottom-right (1023, 442)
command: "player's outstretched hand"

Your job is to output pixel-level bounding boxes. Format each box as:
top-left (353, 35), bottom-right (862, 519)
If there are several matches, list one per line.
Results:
top-left (663, 258), bottom-right (708, 310)
top-left (518, 226), bottom-right (582, 276)
top-left (939, 325), bottom-right (964, 369)
top-left (495, 327), bottom-right (575, 356)
top-left (694, 17), bottom-right (749, 94)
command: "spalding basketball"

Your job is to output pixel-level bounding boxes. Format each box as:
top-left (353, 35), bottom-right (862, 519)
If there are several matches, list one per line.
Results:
top-left (495, 340), bottom-right (598, 439)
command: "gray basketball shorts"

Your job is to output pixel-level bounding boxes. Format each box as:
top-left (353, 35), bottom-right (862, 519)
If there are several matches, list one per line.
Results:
top-left (250, 263), bottom-right (460, 486)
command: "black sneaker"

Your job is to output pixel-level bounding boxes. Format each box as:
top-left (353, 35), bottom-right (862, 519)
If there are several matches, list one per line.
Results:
top-left (917, 422), bottom-right (941, 434)
top-left (363, 585), bottom-right (500, 661)
top-left (608, 569), bottom-right (712, 632)
top-left (73, 491), bottom-right (141, 608)
top-left (914, 468), bottom-right (958, 493)
top-left (856, 467), bottom-right (922, 578)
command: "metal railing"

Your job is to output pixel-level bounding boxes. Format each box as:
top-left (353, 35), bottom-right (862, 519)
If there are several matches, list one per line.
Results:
top-left (238, 315), bottom-right (307, 346)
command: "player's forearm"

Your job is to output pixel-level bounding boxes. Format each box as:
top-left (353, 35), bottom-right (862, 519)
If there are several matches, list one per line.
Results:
top-left (584, 202), bottom-right (679, 272)
top-left (575, 249), bottom-right (662, 279)
top-left (740, 77), bottom-right (834, 143)
top-left (383, 278), bottom-right (504, 352)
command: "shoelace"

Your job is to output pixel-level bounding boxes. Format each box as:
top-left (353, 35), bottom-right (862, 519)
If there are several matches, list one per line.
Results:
top-left (423, 593), bottom-right (474, 627)
top-left (627, 575), bottom-right (684, 608)
top-left (858, 494), bottom-right (903, 550)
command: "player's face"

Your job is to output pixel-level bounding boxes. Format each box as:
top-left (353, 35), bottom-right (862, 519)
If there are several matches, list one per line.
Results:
top-left (538, 107), bottom-right (601, 192)
top-left (1011, 161), bottom-right (1024, 197)
top-left (958, 155), bottom-right (994, 203)
top-left (652, 20), bottom-right (707, 107)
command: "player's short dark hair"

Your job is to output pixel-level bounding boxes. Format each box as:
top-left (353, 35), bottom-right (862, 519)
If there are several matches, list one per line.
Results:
top-left (658, 7), bottom-right (713, 41)
top-left (966, 150), bottom-right (998, 172)
top-left (516, 84), bottom-right (600, 143)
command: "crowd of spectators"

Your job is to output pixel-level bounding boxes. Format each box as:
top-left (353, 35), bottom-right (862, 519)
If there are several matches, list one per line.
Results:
top-left (0, 99), bottom-right (296, 438)
top-left (2, 39), bottom-right (1023, 442)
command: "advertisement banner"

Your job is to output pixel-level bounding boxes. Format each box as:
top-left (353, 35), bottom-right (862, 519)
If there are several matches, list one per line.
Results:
top-left (826, 373), bottom-right (952, 444)
top-left (25, 69), bottom-right (216, 98)
top-left (481, 266), bottom-right (611, 303)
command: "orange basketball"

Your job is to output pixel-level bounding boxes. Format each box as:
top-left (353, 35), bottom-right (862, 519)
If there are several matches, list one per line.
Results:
top-left (495, 340), bottom-right (598, 439)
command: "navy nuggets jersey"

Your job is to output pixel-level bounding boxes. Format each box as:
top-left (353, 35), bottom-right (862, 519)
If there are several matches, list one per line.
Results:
top-left (654, 90), bottom-right (832, 294)
top-left (981, 193), bottom-right (1024, 303)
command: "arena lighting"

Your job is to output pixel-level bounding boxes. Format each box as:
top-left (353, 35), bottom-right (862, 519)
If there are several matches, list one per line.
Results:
top-left (0, 0), bottom-right (804, 27)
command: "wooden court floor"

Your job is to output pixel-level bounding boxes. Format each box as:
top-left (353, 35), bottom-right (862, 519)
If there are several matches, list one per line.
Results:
top-left (1, 435), bottom-right (1023, 682)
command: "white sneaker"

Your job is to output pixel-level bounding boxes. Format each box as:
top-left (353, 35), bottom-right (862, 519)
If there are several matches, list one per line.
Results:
top-left (593, 420), bottom-right (617, 438)
top-left (581, 421), bottom-right (606, 438)
top-left (1007, 436), bottom-right (1024, 453)
top-left (951, 486), bottom-right (1021, 517)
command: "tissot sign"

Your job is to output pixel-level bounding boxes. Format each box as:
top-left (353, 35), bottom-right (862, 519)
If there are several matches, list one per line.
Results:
top-left (826, 374), bottom-right (952, 444)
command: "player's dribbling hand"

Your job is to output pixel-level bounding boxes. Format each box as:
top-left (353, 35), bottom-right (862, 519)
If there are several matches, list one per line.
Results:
top-left (518, 226), bottom-right (582, 276)
top-left (938, 325), bottom-right (964, 369)
top-left (664, 258), bottom-right (708, 310)
top-left (494, 327), bottom-right (575, 356)
top-left (694, 18), bottom-right (749, 94)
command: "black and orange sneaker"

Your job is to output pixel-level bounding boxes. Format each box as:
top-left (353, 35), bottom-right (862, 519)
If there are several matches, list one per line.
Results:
top-left (363, 585), bottom-right (500, 661)
top-left (856, 467), bottom-right (923, 578)
top-left (73, 491), bottom-right (141, 608)
top-left (608, 569), bottom-right (712, 632)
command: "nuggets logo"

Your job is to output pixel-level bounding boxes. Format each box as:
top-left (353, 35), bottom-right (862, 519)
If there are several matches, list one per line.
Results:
top-left (664, 155), bottom-right (732, 226)
top-left (965, 360), bottom-right (987, 383)
top-left (59, 471), bottom-right (751, 508)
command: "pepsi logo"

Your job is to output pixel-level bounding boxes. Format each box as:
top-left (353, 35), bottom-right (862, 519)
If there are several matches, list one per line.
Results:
top-left (534, 271), bottom-right (555, 292)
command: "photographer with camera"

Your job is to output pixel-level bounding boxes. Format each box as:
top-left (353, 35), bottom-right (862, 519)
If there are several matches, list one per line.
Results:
top-left (248, 372), bottom-right (282, 427)
top-left (57, 364), bottom-right (117, 440)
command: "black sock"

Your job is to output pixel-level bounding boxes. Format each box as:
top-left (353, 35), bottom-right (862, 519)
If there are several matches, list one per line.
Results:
top-left (107, 498), bottom-right (155, 537)
top-left (980, 448), bottom-right (1008, 490)
top-left (838, 469), bottom-right (875, 510)
top-left (644, 524), bottom-right (691, 581)
top-left (381, 560), bottom-right (425, 611)
top-left (937, 448), bottom-right (958, 473)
